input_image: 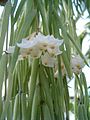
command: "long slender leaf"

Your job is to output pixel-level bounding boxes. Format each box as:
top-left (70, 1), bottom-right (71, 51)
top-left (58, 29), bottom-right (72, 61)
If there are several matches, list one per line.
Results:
top-left (0, 54), bottom-right (6, 117)
top-left (0, 1), bottom-right (11, 59)
top-left (67, 33), bottom-right (89, 66)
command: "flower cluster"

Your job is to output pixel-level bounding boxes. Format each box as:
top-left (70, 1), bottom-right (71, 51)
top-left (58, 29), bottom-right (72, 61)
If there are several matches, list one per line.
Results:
top-left (54, 55), bottom-right (85, 79)
top-left (6, 33), bottom-right (85, 74)
top-left (16, 32), bottom-right (63, 67)
top-left (71, 55), bottom-right (85, 74)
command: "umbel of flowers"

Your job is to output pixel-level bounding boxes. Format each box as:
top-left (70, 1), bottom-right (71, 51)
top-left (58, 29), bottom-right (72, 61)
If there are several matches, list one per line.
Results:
top-left (7, 32), bottom-right (85, 75)
top-left (17, 32), bottom-right (63, 67)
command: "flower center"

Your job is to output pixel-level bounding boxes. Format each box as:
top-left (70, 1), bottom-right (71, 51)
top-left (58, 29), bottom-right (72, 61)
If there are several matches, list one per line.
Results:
top-left (50, 45), bottom-right (55, 49)
top-left (44, 61), bottom-right (48, 65)
top-left (43, 44), bottom-right (47, 47)
top-left (76, 64), bottom-right (81, 69)
top-left (29, 48), bottom-right (33, 51)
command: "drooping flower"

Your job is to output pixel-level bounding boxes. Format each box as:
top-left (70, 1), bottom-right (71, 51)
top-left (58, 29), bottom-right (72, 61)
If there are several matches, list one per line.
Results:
top-left (32, 32), bottom-right (48, 51)
top-left (41, 52), bottom-right (55, 67)
top-left (17, 32), bottom-right (63, 60)
top-left (46, 35), bottom-right (63, 56)
top-left (29, 47), bottom-right (42, 58)
top-left (71, 55), bottom-right (85, 74)
top-left (17, 38), bottom-right (42, 59)
top-left (15, 32), bottom-right (64, 66)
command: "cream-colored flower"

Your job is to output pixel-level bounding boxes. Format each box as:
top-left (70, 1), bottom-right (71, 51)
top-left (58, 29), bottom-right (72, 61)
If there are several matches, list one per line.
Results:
top-left (41, 52), bottom-right (55, 67)
top-left (16, 32), bottom-right (64, 62)
top-left (17, 38), bottom-right (42, 59)
top-left (46, 35), bottom-right (63, 56)
top-left (33, 32), bottom-right (48, 51)
top-left (29, 47), bottom-right (42, 58)
top-left (71, 55), bottom-right (85, 74)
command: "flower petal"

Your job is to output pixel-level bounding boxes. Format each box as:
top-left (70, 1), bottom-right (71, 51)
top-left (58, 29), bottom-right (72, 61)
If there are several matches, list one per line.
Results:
top-left (41, 52), bottom-right (55, 67)
top-left (17, 39), bottom-right (37, 48)
top-left (71, 55), bottom-right (85, 74)
top-left (46, 35), bottom-right (63, 46)
top-left (30, 47), bottom-right (42, 58)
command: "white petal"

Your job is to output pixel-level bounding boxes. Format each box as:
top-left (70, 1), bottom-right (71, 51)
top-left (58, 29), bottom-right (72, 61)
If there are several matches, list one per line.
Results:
top-left (55, 38), bottom-right (63, 46)
top-left (71, 55), bottom-right (85, 74)
top-left (41, 52), bottom-right (55, 67)
top-left (72, 66), bottom-right (81, 74)
top-left (17, 39), bottom-right (37, 48)
top-left (31, 32), bottom-right (48, 51)
top-left (55, 47), bottom-right (62, 55)
top-left (30, 47), bottom-right (42, 58)
top-left (22, 38), bottom-right (29, 43)
top-left (47, 46), bottom-right (62, 56)
top-left (32, 32), bottom-right (46, 42)
top-left (46, 35), bottom-right (63, 46)
top-left (71, 55), bottom-right (84, 68)
top-left (20, 48), bottom-right (29, 55)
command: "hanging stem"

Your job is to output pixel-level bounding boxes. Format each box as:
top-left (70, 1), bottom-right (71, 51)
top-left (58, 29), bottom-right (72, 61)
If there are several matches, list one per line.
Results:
top-left (4, 27), bottom-right (9, 100)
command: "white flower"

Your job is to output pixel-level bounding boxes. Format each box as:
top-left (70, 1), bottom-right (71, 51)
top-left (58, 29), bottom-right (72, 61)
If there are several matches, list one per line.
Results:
top-left (16, 33), bottom-right (64, 61)
top-left (47, 35), bottom-right (63, 46)
top-left (19, 48), bottom-right (29, 56)
top-left (46, 35), bottom-right (63, 56)
top-left (47, 47), bottom-right (62, 56)
top-left (71, 55), bottom-right (85, 74)
top-left (41, 52), bottom-right (55, 67)
top-left (29, 47), bottom-right (42, 58)
top-left (33, 32), bottom-right (48, 51)
top-left (6, 46), bottom-right (15, 53)
top-left (17, 38), bottom-right (42, 59)
top-left (17, 38), bottom-right (37, 49)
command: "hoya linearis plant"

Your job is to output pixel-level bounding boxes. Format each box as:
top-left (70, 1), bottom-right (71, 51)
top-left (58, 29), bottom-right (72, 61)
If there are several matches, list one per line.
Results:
top-left (0, 0), bottom-right (90, 120)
